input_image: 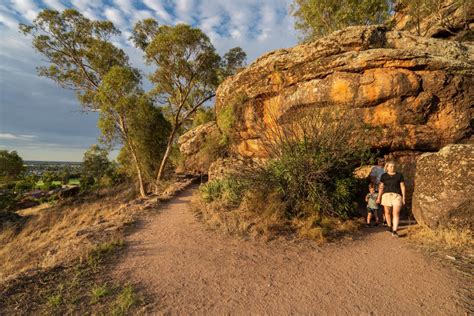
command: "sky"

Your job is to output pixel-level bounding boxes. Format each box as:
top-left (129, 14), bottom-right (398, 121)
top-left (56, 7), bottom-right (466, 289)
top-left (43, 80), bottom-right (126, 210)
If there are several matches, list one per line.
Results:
top-left (0, 0), bottom-right (298, 162)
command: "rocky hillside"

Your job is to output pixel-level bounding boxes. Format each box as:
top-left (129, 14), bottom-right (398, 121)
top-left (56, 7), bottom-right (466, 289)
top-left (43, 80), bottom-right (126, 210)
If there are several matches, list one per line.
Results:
top-left (215, 25), bottom-right (473, 159)
top-left (179, 25), bottom-right (473, 227)
top-left (392, 0), bottom-right (473, 42)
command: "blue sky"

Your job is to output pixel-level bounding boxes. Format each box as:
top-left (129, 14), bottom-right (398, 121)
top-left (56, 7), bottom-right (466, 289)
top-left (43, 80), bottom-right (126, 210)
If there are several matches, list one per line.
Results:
top-left (0, 0), bottom-right (297, 161)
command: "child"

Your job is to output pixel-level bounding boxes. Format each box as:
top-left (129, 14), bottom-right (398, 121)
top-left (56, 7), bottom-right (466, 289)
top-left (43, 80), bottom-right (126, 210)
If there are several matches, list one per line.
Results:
top-left (365, 183), bottom-right (379, 227)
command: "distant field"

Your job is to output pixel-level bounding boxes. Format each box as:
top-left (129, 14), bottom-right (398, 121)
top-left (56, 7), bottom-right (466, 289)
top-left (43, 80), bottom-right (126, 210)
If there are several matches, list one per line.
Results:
top-left (35, 178), bottom-right (80, 188)
top-left (68, 178), bottom-right (80, 185)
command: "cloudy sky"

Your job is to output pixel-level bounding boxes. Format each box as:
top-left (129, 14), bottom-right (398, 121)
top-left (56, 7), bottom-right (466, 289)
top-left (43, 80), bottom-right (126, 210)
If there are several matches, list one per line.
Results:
top-left (0, 0), bottom-right (297, 162)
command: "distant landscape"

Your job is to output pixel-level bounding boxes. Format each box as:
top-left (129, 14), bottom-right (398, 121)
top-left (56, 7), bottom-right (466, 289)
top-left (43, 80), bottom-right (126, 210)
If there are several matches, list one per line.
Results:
top-left (24, 161), bottom-right (82, 176)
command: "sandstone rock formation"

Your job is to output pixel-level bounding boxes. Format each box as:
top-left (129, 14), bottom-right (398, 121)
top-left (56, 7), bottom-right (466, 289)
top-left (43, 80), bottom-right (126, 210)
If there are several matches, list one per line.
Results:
top-left (215, 25), bottom-right (473, 159)
top-left (177, 122), bottom-right (220, 175)
top-left (392, 0), bottom-right (473, 42)
top-left (412, 144), bottom-right (473, 230)
top-left (207, 157), bottom-right (250, 181)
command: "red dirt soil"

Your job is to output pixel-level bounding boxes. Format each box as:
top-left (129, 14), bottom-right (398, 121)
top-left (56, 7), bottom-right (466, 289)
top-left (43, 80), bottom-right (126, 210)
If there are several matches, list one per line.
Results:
top-left (115, 186), bottom-right (467, 314)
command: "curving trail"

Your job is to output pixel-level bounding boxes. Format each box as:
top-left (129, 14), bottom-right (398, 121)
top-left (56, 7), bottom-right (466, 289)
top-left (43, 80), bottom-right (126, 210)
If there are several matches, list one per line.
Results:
top-left (115, 185), bottom-right (466, 314)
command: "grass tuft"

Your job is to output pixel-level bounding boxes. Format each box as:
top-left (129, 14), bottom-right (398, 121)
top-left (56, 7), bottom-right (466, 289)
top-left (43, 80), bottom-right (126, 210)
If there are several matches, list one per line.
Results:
top-left (112, 284), bottom-right (136, 316)
top-left (47, 294), bottom-right (62, 307)
top-left (407, 225), bottom-right (473, 254)
top-left (90, 283), bottom-right (111, 304)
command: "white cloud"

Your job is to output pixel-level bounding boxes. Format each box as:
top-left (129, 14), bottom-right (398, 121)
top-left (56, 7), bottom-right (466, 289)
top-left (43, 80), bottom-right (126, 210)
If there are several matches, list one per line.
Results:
top-left (42, 0), bottom-right (66, 11)
top-left (113, 0), bottom-right (134, 14)
top-left (142, 0), bottom-right (173, 23)
top-left (0, 9), bottom-right (18, 29)
top-left (176, 0), bottom-right (194, 13)
top-left (70, 0), bottom-right (88, 11)
top-left (10, 0), bottom-right (38, 21)
top-left (0, 0), bottom-right (299, 161)
top-left (131, 9), bottom-right (154, 24)
top-left (82, 8), bottom-right (100, 20)
top-left (104, 7), bottom-right (126, 28)
top-left (70, 0), bottom-right (102, 11)
top-left (0, 133), bottom-right (37, 140)
top-left (175, 0), bottom-right (195, 24)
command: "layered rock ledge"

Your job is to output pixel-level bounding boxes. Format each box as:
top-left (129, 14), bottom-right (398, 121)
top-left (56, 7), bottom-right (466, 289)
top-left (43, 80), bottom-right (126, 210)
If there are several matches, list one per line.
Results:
top-left (215, 25), bottom-right (473, 159)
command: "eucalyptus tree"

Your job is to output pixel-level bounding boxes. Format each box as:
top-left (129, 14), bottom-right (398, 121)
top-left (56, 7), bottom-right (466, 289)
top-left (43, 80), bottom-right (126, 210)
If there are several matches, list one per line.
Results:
top-left (82, 144), bottom-right (110, 188)
top-left (291, 0), bottom-right (392, 41)
top-left (20, 9), bottom-right (155, 197)
top-left (0, 150), bottom-right (25, 183)
top-left (95, 66), bottom-right (158, 196)
top-left (221, 46), bottom-right (247, 78)
top-left (131, 21), bottom-right (222, 183)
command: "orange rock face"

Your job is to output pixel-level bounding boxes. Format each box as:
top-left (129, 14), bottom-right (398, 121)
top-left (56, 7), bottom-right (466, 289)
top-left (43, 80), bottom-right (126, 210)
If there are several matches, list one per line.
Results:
top-left (215, 26), bottom-right (473, 159)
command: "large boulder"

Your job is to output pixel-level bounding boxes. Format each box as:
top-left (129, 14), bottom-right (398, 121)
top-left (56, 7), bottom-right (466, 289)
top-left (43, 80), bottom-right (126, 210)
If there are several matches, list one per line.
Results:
top-left (177, 122), bottom-right (221, 175)
top-left (215, 25), bottom-right (473, 159)
top-left (412, 144), bottom-right (473, 230)
top-left (392, 0), bottom-right (474, 42)
top-left (208, 157), bottom-right (260, 181)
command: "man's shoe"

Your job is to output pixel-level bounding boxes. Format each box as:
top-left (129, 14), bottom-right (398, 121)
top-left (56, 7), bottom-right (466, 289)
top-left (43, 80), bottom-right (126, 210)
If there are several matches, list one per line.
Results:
top-left (374, 222), bottom-right (379, 227)
top-left (392, 231), bottom-right (399, 238)
top-left (366, 223), bottom-right (371, 228)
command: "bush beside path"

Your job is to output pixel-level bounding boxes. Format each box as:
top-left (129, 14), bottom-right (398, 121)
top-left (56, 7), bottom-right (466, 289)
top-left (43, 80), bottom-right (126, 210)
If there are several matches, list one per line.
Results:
top-left (115, 185), bottom-right (467, 314)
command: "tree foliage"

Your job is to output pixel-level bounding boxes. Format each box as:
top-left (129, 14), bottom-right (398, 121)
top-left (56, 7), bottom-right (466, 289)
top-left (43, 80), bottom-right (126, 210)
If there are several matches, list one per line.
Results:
top-left (221, 47), bottom-right (247, 78)
top-left (131, 21), bottom-right (236, 183)
top-left (117, 102), bottom-right (171, 182)
top-left (0, 150), bottom-right (25, 183)
top-left (82, 145), bottom-right (110, 187)
top-left (291, 0), bottom-right (392, 40)
top-left (19, 9), bottom-right (128, 109)
top-left (22, 10), bottom-right (247, 194)
top-left (21, 9), bottom-right (160, 197)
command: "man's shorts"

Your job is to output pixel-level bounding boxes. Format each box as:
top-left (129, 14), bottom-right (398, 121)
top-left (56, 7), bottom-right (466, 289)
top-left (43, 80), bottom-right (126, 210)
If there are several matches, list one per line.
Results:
top-left (381, 193), bottom-right (402, 207)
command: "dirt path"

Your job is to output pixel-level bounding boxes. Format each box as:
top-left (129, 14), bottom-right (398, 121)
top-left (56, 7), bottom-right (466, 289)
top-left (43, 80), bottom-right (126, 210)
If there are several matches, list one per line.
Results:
top-left (115, 185), bottom-right (467, 314)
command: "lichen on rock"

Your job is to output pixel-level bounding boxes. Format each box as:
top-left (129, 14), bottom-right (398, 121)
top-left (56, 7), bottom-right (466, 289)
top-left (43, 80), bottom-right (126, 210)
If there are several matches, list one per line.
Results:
top-left (215, 25), bottom-right (473, 159)
top-left (412, 144), bottom-right (473, 230)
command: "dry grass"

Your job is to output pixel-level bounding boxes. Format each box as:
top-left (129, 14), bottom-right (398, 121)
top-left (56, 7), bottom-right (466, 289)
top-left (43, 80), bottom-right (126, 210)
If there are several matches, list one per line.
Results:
top-left (0, 178), bottom-right (196, 313)
top-left (293, 215), bottom-right (361, 244)
top-left (0, 184), bottom-right (139, 283)
top-left (407, 225), bottom-right (474, 256)
top-left (0, 239), bottom-right (142, 315)
top-left (192, 190), bottom-right (362, 243)
top-left (0, 178), bottom-right (196, 283)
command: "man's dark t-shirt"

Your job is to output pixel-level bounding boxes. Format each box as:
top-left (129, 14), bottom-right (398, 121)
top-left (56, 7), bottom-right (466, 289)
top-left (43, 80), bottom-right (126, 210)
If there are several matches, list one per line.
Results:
top-left (380, 172), bottom-right (404, 195)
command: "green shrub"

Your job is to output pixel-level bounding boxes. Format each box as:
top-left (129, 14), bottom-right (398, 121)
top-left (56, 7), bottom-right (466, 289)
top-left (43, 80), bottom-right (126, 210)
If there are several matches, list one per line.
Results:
top-left (198, 109), bottom-right (372, 240)
top-left (254, 109), bottom-right (371, 219)
top-left (192, 107), bottom-right (215, 128)
top-left (169, 144), bottom-right (185, 171)
top-left (199, 177), bottom-right (248, 207)
top-left (14, 180), bottom-right (34, 194)
top-left (256, 143), bottom-right (363, 219)
top-left (80, 175), bottom-right (95, 191)
top-left (216, 93), bottom-right (248, 145)
top-left (0, 191), bottom-right (16, 211)
top-left (200, 128), bottom-right (228, 160)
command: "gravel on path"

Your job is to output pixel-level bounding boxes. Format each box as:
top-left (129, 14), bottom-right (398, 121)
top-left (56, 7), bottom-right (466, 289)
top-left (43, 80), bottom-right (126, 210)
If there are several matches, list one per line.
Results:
top-left (114, 185), bottom-right (466, 314)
